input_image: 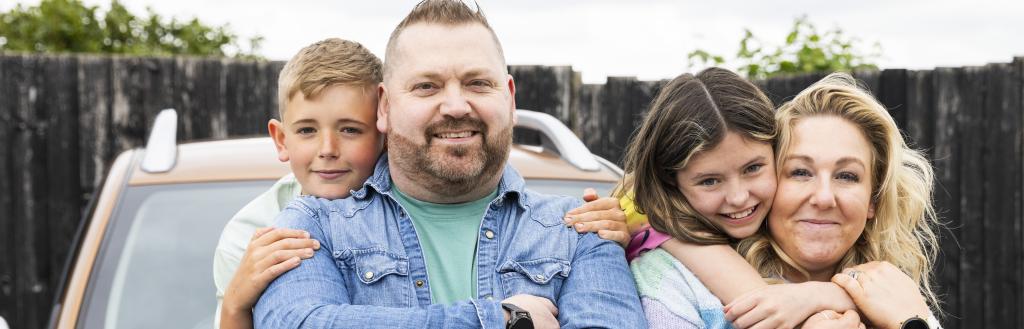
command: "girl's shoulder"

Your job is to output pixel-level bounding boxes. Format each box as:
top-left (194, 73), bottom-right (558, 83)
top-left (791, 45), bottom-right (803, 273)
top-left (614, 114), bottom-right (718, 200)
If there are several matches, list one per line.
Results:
top-left (631, 248), bottom-right (732, 328)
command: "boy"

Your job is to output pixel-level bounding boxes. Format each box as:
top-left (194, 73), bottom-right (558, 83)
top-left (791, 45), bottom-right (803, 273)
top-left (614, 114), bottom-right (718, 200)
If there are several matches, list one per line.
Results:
top-left (212, 38), bottom-right (384, 329)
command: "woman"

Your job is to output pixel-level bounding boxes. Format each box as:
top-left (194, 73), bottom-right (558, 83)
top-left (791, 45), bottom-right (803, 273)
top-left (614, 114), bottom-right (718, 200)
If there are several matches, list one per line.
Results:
top-left (733, 72), bottom-right (942, 328)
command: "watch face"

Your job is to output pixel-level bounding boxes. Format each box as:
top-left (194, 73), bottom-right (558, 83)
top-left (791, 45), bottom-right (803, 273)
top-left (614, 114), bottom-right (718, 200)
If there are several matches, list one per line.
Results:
top-left (902, 318), bottom-right (929, 329)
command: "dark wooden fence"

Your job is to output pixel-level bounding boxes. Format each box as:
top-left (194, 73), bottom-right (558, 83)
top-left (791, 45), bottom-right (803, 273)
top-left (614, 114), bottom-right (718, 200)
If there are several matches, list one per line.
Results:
top-left (0, 54), bottom-right (1021, 329)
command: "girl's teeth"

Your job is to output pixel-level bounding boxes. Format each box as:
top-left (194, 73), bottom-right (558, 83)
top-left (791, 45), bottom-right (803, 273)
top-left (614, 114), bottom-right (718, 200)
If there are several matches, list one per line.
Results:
top-left (726, 207), bottom-right (754, 219)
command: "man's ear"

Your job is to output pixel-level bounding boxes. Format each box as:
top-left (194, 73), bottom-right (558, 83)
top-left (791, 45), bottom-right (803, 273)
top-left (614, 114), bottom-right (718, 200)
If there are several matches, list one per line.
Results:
top-left (268, 119), bottom-right (289, 162)
top-left (377, 83), bottom-right (390, 134)
top-left (506, 74), bottom-right (517, 125)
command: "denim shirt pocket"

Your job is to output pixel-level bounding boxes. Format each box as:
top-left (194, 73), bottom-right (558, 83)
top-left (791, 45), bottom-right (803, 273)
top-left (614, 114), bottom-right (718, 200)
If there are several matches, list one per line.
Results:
top-left (497, 258), bottom-right (571, 301)
top-left (334, 247), bottom-right (414, 307)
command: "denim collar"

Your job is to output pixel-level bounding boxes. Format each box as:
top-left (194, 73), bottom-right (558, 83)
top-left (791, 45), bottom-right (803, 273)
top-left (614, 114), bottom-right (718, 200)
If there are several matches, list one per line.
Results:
top-left (351, 153), bottom-right (527, 208)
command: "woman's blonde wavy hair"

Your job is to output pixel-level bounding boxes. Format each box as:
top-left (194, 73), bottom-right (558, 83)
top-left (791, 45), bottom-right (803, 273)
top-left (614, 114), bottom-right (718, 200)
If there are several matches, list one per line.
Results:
top-left (736, 72), bottom-right (941, 310)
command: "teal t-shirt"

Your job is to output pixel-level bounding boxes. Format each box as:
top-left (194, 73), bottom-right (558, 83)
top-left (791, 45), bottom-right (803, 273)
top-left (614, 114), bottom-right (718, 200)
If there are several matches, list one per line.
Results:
top-left (392, 186), bottom-right (498, 305)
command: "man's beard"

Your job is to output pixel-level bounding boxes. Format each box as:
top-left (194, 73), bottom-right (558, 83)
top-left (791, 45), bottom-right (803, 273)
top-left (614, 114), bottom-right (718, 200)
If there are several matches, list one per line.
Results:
top-left (388, 116), bottom-right (511, 198)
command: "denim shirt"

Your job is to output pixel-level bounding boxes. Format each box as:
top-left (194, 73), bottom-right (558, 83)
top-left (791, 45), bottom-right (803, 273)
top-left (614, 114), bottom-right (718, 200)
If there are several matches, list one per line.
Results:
top-left (254, 155), bottom-right (646, 329)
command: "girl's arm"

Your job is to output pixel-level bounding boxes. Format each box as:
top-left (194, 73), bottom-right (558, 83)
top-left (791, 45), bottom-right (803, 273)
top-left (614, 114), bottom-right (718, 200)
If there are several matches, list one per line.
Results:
top-left (660, 238), bottom-right (856, 329)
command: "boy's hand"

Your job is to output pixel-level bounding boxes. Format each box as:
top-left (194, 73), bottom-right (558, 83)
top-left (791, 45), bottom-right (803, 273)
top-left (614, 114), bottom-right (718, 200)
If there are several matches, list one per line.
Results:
top-left (802, 310), bottom-right (866, 329)
top-left (831, 261), bottom-right (931, 329)
top-left (222, 227), bottom-right (319, 314)
top-left (724, 281), bottom-right (856, 329)
top-left (501, 294), bottom-right (560, 329)
top-left (564, 188), bottom-right (629, 247)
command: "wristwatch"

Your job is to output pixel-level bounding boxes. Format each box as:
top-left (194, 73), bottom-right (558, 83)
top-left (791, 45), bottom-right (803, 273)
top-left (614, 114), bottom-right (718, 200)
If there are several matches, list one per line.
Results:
top-left (901, 315), bottom-right (942, 329)
top-left (501, 303), bottom-right (533, 329)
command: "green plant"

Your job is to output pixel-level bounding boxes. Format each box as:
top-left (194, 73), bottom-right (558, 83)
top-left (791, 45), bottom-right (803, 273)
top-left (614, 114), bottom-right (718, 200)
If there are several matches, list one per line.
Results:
top-left (0, 0), bottom-right (262, 58)
top-left (688, 15), bottom-right (881, 79)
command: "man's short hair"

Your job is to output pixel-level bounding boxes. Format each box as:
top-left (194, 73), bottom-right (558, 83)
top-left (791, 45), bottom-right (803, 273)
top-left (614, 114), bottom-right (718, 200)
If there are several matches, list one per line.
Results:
top-left (277, 38), bottom-right (383, 118)
top-left (384, 0), bottom-right (506, 79)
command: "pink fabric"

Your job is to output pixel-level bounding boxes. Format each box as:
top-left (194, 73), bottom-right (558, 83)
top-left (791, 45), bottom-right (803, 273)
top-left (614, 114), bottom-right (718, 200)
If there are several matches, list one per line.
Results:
top-left (625, 226), bottom-right (673, 262)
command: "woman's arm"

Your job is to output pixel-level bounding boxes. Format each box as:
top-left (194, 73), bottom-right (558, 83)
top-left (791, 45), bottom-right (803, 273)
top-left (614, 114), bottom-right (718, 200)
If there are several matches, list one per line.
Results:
top-left (832, 261), bottom-right (934, 329)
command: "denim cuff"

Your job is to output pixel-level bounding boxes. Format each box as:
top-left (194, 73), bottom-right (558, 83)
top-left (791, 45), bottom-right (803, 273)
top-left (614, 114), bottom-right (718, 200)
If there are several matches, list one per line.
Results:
top-left (471, 299), bottom-right (505, 329)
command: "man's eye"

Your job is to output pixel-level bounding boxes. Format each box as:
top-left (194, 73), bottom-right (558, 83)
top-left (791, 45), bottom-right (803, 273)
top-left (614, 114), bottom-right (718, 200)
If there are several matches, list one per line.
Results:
top-left (413, 82), bottom-right (436, 90)
top-left (468, 80), bottom-right (491, 87)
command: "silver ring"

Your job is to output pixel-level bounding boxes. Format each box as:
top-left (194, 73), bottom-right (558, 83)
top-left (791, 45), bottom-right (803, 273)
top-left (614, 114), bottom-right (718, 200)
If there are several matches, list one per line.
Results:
top-left (848, 270), bottom-right (861, 280)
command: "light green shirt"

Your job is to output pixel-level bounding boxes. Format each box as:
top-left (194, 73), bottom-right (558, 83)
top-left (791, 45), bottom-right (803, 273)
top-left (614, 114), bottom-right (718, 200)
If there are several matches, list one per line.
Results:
top-left (212, 173), bottom-right (300, 329)
top-left (392, 186), bottom-right (498, 305)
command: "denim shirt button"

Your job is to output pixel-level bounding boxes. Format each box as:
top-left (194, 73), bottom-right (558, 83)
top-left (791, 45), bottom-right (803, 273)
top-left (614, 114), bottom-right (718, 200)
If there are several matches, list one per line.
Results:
top-left (534, 274), bottom-right (545, 281)
top-left (364, 271), bottom-right (374, 280)
top-left (484, 295), bottom-right (494, 300)
top-left (484, 230), bottom-right (495, 239)
top-left (415, 280), bottom-right (424, 287)
top-left (399, 209), bottom-right (406, 217)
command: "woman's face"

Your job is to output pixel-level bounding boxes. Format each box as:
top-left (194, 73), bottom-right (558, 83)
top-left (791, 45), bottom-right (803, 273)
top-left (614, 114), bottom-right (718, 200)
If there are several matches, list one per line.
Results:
top-left (676, 131), bottom-right (776, 239)
top-left (769, 116), bottom-right (876, 280)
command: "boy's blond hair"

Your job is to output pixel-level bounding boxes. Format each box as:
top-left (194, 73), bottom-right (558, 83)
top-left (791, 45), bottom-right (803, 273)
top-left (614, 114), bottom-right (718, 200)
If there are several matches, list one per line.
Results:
top-left (277, 38), bottom-right (383, 118)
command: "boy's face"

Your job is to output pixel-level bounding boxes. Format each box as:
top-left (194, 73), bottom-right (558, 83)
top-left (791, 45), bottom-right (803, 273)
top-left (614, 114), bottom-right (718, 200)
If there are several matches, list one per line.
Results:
top-left (270, 84), bottom-right (383, 199)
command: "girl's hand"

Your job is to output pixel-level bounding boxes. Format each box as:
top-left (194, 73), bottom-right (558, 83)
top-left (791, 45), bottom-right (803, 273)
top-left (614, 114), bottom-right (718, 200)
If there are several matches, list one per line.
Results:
top-left (221, 227), bottom-right (319, 328)
top-left (831, 261), bottom-right (931, 329)
top-left (724, 281), bottom-right (855, 329)
top-left (564, 188), bottom-right (630, 247)
top-left (802, 310), bottom-right (866, 329)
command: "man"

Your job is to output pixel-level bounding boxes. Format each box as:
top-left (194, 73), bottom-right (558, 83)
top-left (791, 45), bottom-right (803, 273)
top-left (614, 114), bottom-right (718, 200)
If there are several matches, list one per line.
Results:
top-left (253, 1), bottom-right (645, 328)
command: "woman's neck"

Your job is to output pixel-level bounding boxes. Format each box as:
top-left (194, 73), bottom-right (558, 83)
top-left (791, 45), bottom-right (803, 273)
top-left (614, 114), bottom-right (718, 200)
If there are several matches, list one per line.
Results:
top-left (783, 266), bottom-right (836, 283)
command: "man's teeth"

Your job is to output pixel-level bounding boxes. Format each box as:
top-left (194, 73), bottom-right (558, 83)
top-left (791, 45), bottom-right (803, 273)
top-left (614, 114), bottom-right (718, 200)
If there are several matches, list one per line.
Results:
top-left (725, 207), bottom-right (755, 219)
top-left (437, 131), bottom-right (473, 138)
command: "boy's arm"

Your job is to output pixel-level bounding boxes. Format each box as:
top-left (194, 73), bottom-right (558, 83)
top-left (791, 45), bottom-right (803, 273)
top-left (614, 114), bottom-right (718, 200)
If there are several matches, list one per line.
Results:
top-left (556, 233), bottom-right (647, 328)
top-left (253, 208), bottom-right (506, 329)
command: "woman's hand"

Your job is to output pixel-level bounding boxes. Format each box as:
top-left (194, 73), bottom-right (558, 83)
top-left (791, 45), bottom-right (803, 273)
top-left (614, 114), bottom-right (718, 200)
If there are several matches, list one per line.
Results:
top-left (831, 261), bottom-right (931, 329)
top-left (564, 188), bottom-right (630, 247)
top-left (802, 310), bottom-right (866, 329)
top-left (725, 281), bottom-right (849, 329)
top-left (220, 227), bottom-right (320, 329)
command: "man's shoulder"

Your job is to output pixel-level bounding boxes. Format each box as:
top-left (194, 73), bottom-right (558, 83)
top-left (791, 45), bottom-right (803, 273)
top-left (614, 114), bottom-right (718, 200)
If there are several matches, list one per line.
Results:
top-left (516, 188), bottom-right (583, 226)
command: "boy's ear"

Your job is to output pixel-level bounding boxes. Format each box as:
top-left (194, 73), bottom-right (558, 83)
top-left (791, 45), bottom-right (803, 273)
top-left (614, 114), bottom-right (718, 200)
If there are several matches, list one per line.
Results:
top-left (267, 119), bottom-right (289, 162)
top-left (376, 83), bottom-right (390, 134)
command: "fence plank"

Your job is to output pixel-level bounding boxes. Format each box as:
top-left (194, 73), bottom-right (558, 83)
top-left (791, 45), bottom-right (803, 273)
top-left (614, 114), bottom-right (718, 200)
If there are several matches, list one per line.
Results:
top-left (77, 56), bottom-right (113, 194)
top-left (9, 54), bottom-right (51, 329)
top-left (0, 53), bottom-right (15, 327)
top-left (931, 67), bottom-right (962, 327)
top-left (982, 62), bottom-right (1022, 328)
top-left (577, 83), bottom-right (604, 159)
top-left (905, 70), bottom-right (935, 154)
top-left (958, 66), bottom-right (986, 327)
top-left (40, 56), bottom-right (82, 326)
top-left (878, 69), bottom-right (909, 134)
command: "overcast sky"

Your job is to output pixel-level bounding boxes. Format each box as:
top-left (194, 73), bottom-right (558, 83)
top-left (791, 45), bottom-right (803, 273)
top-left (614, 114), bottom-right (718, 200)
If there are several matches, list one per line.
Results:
top-left (3, 0), bottom-right (1022, 83)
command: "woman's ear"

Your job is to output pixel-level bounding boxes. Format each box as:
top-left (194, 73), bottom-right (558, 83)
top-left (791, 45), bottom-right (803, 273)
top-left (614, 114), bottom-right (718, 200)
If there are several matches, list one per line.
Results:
top-left (867, 200), bottom-right (877, 219)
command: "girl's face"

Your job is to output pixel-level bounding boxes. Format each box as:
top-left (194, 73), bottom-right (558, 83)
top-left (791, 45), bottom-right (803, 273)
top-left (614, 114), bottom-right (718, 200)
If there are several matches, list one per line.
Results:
top-left (769, 116), bottom-right (875, 280)
top-left (676, 131), bottom-right (776, 239)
